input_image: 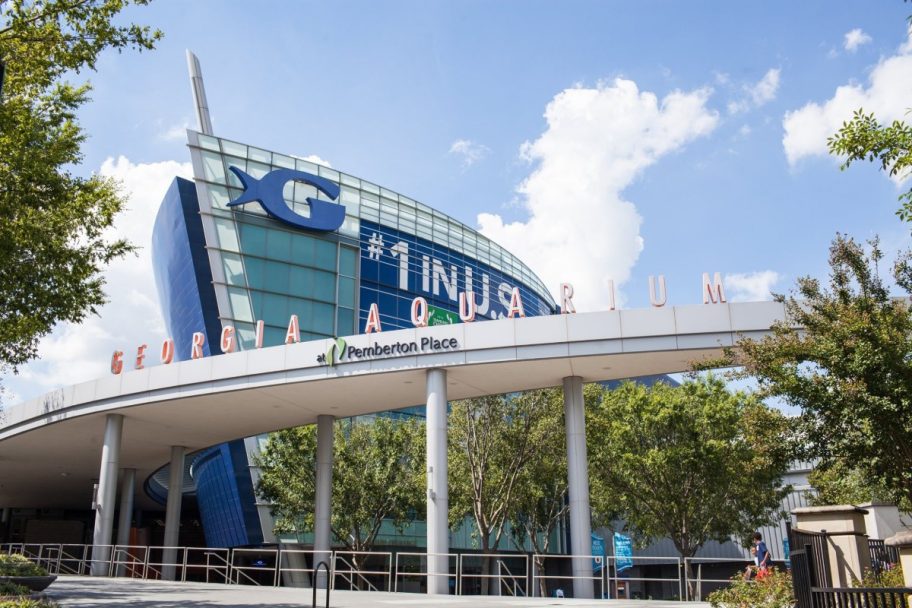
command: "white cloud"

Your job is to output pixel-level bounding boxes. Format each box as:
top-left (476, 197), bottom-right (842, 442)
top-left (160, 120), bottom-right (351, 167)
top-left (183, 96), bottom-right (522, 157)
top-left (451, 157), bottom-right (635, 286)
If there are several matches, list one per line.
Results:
top-left (844, 28), bottom-right (872, 52)
top-left (449, 139), bottom-right (491, 167)
top-left (783, 28), bottom-right (912, 171)
top-left (294, 154), bottom-right (332, 168)
top-left (738, 124), bottom-right (752, 137)
top-left (477, 78), bottom-right (719, 311)
top-left (11, 157), bottom-right (191, 401)
top-left (159, 120), bottom-right (191, 142)
top-left (725, 271), bottom-right (780, 302)
top-left (728, 68), bottom-right (781, 114)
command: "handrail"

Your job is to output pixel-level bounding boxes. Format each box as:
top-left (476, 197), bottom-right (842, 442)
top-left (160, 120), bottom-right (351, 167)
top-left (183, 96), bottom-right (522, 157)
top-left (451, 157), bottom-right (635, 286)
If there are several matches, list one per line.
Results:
top-left (313, 561), bottom-right (331, 608)
top-left (332, 554), bottom-right (379, 592)
top-left (496, 559), bottom-right (524, 597)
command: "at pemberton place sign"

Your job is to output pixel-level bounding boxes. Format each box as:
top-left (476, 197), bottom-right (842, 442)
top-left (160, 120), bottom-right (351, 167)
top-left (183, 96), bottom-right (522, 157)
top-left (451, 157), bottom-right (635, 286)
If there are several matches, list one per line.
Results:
top-left (109, 273), bottom-right (730, 374)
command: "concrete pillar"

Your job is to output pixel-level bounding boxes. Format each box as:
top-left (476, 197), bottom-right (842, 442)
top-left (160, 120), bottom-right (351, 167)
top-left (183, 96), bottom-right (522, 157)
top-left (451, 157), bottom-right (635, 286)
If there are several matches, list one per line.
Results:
top-left (162, 446), bottom-right (185, 581)
top-left (115, 468), bottom-right (136, 576)
top-left (885, 530), bottom-right (912, 598)
top-left (563, 376), bottom-right (594, 599)
top-left (426, 368), bottom-right (449, 595)
top-left (792, 505), bottom-right (872, 587)
top-left (116, 469), bottom-right (136, 547)
top-left (91, 414), bottom-right (124, 576)
top-left (314, 415), bottom-right (334, 588)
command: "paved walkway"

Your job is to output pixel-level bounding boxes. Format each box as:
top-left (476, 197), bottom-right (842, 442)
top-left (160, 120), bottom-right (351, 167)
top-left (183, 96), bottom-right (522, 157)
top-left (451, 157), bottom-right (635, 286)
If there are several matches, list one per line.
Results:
top-left (45, 576), bottom-right (710, 607)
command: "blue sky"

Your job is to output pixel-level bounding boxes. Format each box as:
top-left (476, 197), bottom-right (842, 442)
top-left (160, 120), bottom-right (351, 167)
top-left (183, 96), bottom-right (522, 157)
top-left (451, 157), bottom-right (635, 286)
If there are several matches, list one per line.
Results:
top-left (6, 1), bottom-right (912, 402)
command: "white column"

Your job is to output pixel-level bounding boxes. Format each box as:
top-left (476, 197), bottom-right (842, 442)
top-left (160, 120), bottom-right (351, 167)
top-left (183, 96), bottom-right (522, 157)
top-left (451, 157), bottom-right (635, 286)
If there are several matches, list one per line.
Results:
top-left (314, 415), bottom-right (334, 589)
top-left (91, 414), bottom-right (123, 576)
top-left (114, 468), bottom-right (136, 577)
top-left (563, 376), bottom-right (594, 599)
top-left (162, 446), bottom-right (185, 581)
top-left (426, 368), bottom-right (449, 595)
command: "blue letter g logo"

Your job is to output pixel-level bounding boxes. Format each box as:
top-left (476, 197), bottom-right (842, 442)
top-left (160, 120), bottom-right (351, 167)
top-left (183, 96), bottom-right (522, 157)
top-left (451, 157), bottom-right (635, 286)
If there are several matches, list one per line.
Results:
top-left (226, 166), bottom-right (346, 232)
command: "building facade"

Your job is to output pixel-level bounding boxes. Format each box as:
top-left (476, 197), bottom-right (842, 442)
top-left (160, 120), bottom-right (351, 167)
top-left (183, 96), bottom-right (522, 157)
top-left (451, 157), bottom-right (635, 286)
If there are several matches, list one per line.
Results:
top-left (150, 129), bottom-right (557, 548)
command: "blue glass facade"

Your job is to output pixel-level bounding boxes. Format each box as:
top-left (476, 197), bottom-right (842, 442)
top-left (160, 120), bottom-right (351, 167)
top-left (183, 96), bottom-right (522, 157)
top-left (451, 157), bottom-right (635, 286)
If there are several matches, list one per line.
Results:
top-left (192, 444), bottom-right (264, 548)
top-left (151, 131), bottom-right (557, 549)
top-left (151, 177), bottom-right (220, 360)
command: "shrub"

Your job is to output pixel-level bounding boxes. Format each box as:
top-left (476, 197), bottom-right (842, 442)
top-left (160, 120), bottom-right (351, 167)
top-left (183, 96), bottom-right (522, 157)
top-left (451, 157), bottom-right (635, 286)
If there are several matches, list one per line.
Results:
top-left (0, 582), bottom-right (28, 597)
top-left (858, 562), bottom-right (905, 589)
top-left (708, 568), bottom-right (795, 608)
top-left (0, 600), bottom-right (59, 608)
top-left (0, 555), bottom-right (47, 577)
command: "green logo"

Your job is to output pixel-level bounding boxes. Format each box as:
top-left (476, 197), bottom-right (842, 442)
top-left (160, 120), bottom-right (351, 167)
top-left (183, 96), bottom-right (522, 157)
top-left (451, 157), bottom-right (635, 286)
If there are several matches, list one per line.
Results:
top-left (326, 337), bottom-right (347, 367)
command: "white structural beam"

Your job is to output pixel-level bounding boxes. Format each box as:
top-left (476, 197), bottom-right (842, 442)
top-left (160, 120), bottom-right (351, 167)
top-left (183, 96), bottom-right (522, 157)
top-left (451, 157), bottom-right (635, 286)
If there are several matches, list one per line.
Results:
top-left (162, 446), bottom-right (185, 581)
top-left (314, 414), bottom-right (334, 588)
top-left (563, 376), bottom-right (594, 599)
top-left (90, 414), bottom-right (123, 576)
top-left (425, 368), bottom-right (449, 594)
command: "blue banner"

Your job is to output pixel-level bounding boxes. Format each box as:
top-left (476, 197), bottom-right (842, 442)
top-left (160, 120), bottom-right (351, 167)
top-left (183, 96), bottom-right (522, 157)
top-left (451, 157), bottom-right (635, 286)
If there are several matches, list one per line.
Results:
top-left (591, 533), bottom-right (606, 573)
top-left (614, 532), bottom-right (634, 572)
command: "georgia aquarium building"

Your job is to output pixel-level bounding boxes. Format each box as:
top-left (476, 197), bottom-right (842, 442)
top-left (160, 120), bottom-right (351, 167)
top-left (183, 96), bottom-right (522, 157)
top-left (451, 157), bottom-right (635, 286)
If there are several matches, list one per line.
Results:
top-left (150, 113), bottom-right (556, 547)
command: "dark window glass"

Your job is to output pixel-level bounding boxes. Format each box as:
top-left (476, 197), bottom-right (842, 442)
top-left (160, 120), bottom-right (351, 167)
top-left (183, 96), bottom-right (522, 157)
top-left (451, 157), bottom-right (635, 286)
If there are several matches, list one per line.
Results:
top-left (267, 229), bottom-right (291, 262)
top-left (313, 270), bottom-right (336, 303)
top-left (314, 239), bottom-right (336, 271)
top-left (238, 223), bottom-right (267, 257)
top-left (339, 246), bottom-right (357, 277)
top-left (338, 277), bottom-right (355, 307)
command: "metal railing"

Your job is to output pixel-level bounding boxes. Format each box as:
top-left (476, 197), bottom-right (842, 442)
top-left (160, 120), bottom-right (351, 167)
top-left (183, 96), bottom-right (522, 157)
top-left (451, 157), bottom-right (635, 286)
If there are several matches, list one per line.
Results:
top-left (683, 556), bottom-right (755, 601)
top-left (1, 542), bottom-right (765, 600)
top-left (456, 553), bottom-right (528, 596)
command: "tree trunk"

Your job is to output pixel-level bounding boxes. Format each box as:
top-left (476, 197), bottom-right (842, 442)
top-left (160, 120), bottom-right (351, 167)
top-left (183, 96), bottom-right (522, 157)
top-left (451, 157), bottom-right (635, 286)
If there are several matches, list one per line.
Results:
top-left (535, 554), bottom-right (548, 598)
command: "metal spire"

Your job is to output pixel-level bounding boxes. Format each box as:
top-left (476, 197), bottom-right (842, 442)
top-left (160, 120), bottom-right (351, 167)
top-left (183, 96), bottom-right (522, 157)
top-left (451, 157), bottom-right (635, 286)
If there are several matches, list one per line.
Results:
top-left (186, 50), bottom-right (213, 135)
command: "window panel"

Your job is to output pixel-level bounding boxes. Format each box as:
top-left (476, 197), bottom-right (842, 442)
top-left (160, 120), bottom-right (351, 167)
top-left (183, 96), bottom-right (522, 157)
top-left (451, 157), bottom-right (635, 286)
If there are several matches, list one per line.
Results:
top-left (289, 266), bottom-right (314, 298)
top-left (262, 292), bottom-right (288, 324)
top-left (336, 307), bottom-right (354, 336)
top-left (272, 153), bottom-right (295, 169)
top-left (238, 223), bottom-right (267, 257)
top-left (220, 139), bottom-right (247, 158)
top-left (221, 252), bottom-right (245, 286)
top-left (201, 151), bottom-right (226, 184)
top-left (228, 287), bottom-right (254, 322)
top-left (338, 276), bottom-right (355, 307)
top-left (266, 230), bottom-right (291, 262)
top-left (247, 160), bottom-right (270, 179)
top-left (263, 261), bottom-right (290, 293)
top-left (312, 302), bottom-right (334, 333)
top-left (248, 146), bottom-right (271, 164)
top-left (314, 239), bottom-right (336, 271)
top-left (198, 134), bottom-right (220, 151)
top-left (213, 217), bottom-right (240, 251)
top-left (243, 257), bottom-right (265, 289)
top-left (291, 233), bottom-right (315, 263)
top-left (313, 270), bottom-right (336, 302)
top-left (339, 246), bottom-right (357, 277)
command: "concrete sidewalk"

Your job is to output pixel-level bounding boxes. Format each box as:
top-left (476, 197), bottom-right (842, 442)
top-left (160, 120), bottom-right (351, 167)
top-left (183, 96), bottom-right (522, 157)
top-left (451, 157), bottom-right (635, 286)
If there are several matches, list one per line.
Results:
top-left (45, 576), bottom-right (711, 607)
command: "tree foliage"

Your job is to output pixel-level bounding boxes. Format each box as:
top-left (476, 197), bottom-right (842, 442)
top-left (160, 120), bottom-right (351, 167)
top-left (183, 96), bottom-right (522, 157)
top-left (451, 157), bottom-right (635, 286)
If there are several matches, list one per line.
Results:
top-left (506, 389), bottom-right (568, 598)
top-left (587, 377), bottom-right (792, 563)
top-left (727, 235), bottom-right (912, 509)
top-left (807, 460), bottom-right (900, 509)
top-left (448, 391), bottom-right (561, 557)
top-left (255, 417), bottom-right (425, 556)
top-left (828, 110), bottom-right (912, 222)
top-left (0, 1), bottom-right (160, 372)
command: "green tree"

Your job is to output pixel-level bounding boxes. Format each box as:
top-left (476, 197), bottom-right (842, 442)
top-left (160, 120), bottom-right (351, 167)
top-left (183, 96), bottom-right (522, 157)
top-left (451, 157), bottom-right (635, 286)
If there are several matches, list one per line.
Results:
top-left (506, 389), bottom-right (568, 598)
top-left (728, 234), bottom-right (912, 509)
top-left (0, 1), bottom-right (160, 374)
top-left (586, 377), bottom-right (792, 595)
top-left (807, 460), bottom-right (901, 509)
top-left (829, 110), bottom-right (912, 221)
top-left (448, 391), bottom-right (556, 593)
top-left (256, 417), bottom-right (426, 570)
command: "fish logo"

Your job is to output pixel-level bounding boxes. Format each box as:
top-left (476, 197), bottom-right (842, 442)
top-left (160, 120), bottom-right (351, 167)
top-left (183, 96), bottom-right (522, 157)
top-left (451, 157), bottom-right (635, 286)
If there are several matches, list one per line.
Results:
top-left (226, 167), bottom-right (345, 232)
top-left (326, 337), bottom-right (347, 367)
